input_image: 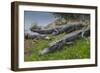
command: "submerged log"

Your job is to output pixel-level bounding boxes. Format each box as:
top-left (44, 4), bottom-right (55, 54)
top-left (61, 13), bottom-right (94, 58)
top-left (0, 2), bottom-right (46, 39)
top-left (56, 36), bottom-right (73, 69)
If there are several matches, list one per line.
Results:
top-left (30, 23), bottom-right (84, 35)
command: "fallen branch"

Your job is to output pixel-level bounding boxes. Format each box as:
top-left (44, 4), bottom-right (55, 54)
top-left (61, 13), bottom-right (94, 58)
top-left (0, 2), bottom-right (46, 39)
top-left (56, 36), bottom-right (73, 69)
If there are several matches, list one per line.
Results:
top-left (81, 26), bottom-right (90, 37)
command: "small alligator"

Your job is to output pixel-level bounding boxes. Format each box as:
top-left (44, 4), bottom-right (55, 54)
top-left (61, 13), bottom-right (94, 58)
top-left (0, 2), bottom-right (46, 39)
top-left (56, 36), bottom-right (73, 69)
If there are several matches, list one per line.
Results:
top-left (25, 33), bottom-right (49, 40)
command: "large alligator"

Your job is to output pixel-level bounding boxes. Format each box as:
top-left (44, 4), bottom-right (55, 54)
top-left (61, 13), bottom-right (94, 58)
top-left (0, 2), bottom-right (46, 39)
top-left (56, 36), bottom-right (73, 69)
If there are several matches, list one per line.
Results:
top-left (30, 23), bottom-right (84, 35)
top-left (39, 28), bottom-right (90, 55)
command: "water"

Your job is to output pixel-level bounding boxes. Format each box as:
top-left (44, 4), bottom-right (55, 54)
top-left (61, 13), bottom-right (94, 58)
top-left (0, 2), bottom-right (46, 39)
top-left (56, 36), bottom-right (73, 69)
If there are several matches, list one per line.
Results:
top-left (24, 11), bottom-right (55, 34)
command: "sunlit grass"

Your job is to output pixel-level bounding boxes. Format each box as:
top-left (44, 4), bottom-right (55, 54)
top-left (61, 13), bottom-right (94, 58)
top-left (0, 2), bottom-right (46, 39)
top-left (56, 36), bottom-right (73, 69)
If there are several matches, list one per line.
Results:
top-left (24, 34), bottom-right (90, 61)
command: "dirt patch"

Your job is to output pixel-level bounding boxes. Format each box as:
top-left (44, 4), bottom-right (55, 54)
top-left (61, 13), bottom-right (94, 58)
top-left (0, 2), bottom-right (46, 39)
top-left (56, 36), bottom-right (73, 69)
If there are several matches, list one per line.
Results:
top-left (24, 39), bottom-right (35, 56)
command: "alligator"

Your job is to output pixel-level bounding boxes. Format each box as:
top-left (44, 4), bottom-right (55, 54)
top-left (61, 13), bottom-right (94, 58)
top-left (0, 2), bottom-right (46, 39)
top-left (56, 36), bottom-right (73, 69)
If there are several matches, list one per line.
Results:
top-left (39, 27), bottom-right (90, 55)
top-left (30, 23), bottom-right (84, 35)
top-left (25, 33), bottom-right (48, 40)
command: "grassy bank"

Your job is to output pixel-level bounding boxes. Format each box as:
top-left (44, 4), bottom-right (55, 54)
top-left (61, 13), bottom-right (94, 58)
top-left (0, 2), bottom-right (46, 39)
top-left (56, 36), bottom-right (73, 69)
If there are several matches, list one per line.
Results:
top-left (24, 33), bottom-right (90, 61)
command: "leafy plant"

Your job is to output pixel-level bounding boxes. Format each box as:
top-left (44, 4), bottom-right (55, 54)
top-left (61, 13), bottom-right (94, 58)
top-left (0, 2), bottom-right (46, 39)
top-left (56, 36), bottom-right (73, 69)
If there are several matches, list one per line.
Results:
top-left (31, 22), bottom-right (40, 29)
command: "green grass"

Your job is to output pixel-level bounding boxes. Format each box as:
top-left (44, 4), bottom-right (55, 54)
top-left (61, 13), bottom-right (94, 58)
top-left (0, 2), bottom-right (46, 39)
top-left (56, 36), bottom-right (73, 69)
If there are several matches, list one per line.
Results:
top-left (24, 33), bottom-right (90, 61)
